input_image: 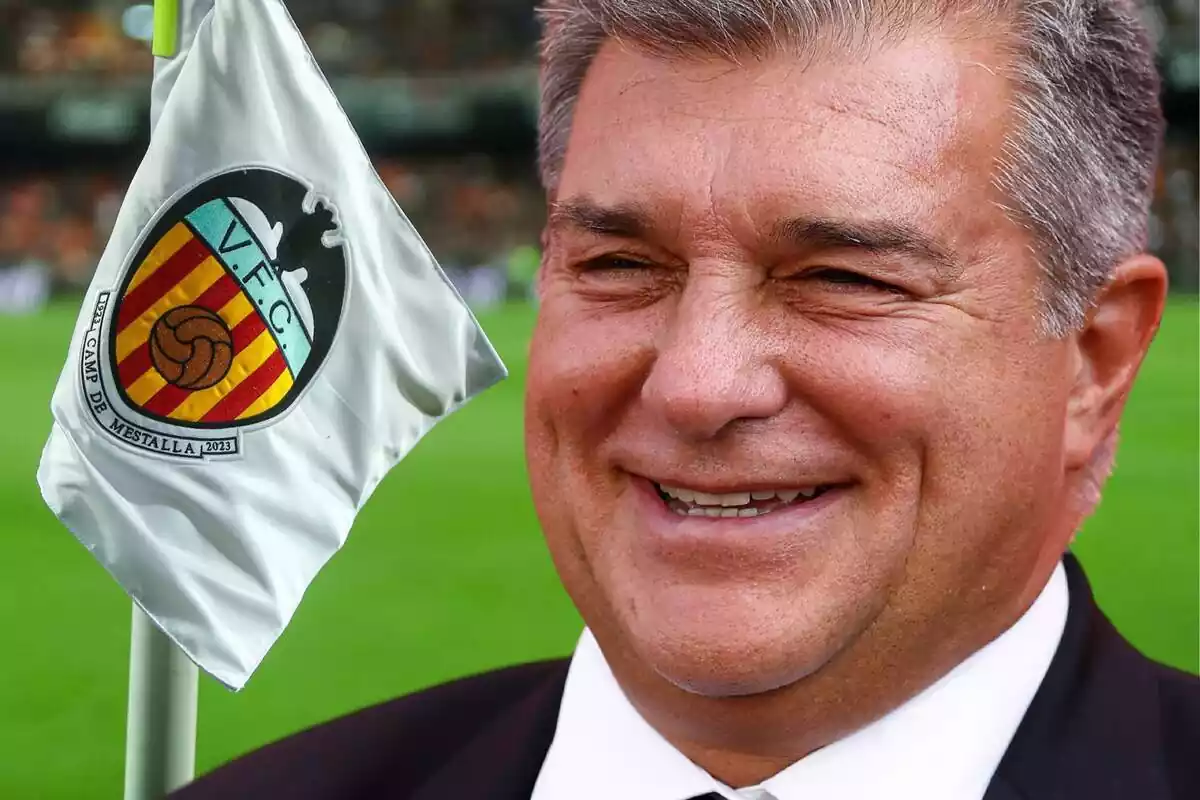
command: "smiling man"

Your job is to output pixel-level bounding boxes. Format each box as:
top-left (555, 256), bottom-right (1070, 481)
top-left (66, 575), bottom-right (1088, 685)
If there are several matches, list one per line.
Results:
top-left (174, 1), bottom-right (1198, 799)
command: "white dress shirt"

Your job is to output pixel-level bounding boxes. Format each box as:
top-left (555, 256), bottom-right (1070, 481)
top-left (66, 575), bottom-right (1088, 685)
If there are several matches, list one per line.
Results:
top-left (531, 563), bottom-right (1069, 800)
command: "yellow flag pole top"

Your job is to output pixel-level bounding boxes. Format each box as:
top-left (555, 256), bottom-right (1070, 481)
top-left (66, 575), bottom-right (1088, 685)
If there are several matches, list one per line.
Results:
top-left (153, 0), bottom-right (181, 58)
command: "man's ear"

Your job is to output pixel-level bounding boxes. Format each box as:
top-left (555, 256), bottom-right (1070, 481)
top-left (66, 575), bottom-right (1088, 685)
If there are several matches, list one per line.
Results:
top-left (1063, 254), bottom-right (1168, 472)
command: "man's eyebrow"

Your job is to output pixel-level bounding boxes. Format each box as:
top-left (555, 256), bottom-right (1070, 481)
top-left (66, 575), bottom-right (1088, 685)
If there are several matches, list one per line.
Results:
top-left (547, 201), bottom-right (961, 276)
top-left (774, 216), bottom-right (961, 277)
top-left (548, 198), bottom-right (654, 239)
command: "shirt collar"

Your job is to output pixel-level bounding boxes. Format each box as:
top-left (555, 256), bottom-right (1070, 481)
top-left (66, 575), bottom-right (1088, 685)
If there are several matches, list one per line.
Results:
top-left (532, 563), bottom-right (1069, 800)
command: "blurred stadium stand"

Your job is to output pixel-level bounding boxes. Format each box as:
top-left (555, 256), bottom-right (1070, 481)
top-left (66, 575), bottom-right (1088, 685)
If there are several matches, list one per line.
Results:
top-left (0, 0), bottom-right (1195, 312)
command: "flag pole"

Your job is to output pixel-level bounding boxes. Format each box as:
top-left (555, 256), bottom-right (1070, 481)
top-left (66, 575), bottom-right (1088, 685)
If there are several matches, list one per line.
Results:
top-left (123, 607), bottom-right (199, 799)
top-left (123, 4), bottom-right (199, 798)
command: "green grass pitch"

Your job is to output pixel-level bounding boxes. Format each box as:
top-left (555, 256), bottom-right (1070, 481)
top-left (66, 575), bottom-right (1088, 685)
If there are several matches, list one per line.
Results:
top-left (1, 299), bottom-right (1196, 798)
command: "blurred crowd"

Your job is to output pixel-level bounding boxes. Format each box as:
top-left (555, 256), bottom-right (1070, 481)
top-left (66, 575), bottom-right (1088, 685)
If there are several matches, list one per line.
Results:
top-left (0, 0), bottom-right (1194, 78)
top-left (0, 2), bottom-right (150, 77)
top-left (0, 0), bottom-right (539, 78)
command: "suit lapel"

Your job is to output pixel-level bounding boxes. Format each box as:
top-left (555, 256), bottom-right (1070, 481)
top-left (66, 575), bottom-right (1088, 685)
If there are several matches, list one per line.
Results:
top-left (984, 554), bottom-right (1172, 800)
top-left (405, 660), bottom-right (569, 800)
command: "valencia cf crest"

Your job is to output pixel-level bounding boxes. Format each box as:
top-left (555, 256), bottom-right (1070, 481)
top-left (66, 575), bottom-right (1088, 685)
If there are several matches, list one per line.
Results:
top-left (79, 167), bottom-right (348, 460)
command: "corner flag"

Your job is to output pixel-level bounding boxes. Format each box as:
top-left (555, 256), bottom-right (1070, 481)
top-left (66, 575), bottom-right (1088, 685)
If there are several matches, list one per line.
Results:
top-left (36, 0), bottom-right (506, 692)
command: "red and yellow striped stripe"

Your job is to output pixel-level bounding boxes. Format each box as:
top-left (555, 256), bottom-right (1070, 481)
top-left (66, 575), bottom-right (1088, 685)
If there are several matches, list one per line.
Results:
top-left (113, 219), bottom-right (296, 424)
top-left (202, 350), bottom-right (291, 422)
top-left (124, 222), bottom-right (193, 295)
top-left (116, 226), bottom-right (212, 334)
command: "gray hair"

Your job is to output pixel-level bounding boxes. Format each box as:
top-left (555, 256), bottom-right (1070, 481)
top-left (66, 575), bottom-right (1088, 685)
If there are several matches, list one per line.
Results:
top-left (536, 0), bottom-right (1152, 517)
top-left (535, 0), bottom-right (1163, 336)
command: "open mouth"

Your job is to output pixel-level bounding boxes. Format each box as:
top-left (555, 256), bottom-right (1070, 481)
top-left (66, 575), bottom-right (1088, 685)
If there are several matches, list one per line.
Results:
top-left (653, 482), bottom-right (837, 518)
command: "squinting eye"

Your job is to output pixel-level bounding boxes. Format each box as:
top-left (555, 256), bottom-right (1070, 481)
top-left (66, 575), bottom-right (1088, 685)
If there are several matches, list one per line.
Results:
top-left (581, 255), bottom-right (655, 272)
top-left (809, 268), bottom-right (902, 293)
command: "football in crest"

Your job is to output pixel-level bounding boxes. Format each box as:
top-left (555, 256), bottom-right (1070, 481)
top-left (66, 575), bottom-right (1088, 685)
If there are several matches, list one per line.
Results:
top-left (102, 168), bottom-right (348, 434)
top-left (149, 305), bottom-right (235, 391)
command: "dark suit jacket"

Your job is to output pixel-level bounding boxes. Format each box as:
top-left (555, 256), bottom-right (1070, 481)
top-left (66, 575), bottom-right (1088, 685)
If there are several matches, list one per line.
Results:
top-left (172, 556), bottom-right (1199, 799)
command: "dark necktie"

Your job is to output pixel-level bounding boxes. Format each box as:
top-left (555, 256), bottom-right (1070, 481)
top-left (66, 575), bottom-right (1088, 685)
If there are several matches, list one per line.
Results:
top-left (687, 795), bottom-right (727, 800)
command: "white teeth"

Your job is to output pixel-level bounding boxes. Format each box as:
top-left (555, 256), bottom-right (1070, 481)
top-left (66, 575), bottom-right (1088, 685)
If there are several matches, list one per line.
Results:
top-left (703, 508), bottom-right (722, 518)
top-left (662, 485), bottom-right (757, 507)
top-left (719, 508), bottom-right (739, 518)
top-left (738, 508), bottom-right (759, 518)
top-left (659, 483), bottom-right (825, 510)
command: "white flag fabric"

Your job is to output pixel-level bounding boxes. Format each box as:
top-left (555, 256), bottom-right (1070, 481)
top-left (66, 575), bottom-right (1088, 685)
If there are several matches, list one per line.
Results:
top-left (36, 0), bottom-right (506, 690)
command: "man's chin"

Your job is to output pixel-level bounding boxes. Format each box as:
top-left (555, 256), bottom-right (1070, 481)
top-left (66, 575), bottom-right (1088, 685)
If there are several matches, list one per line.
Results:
top-left (656, 660), bottom-right (816, 699)
top-left (611, 586), bottom-right (886, 701)
top-left (631, 627), bottom-right (847, 700)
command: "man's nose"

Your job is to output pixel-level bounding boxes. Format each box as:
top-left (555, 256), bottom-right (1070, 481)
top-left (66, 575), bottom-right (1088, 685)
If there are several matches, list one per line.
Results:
top-left (640, 281), bottom-right (787, 441)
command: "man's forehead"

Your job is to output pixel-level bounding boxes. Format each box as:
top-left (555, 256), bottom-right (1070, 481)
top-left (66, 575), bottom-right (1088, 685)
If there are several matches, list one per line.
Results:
top-left (560, 33), bottom-right (1012, 195)
top-left (554, 35), bottom-right (1014, 256)
top-left (589, 35), bottom-right (998, 140)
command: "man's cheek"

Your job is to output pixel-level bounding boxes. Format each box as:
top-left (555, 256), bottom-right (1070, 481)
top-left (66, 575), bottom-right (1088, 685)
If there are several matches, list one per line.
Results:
top-left (539, 320), bottom-right (656, 413)
top-left (792, 338), bottom-right (943, 449)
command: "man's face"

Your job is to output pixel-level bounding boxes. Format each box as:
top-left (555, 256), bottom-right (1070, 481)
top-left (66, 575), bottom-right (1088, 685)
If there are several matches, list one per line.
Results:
top-left (526, 33), bottom-right (1078, 696)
